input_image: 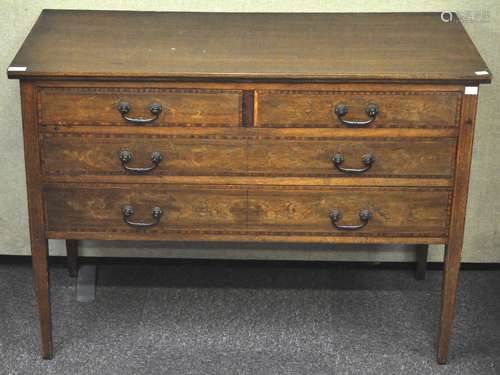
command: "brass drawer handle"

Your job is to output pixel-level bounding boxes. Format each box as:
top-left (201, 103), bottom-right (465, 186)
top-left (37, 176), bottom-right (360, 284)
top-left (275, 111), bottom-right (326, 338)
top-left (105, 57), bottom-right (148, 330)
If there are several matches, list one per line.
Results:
top-left (332, 153), bottom-right (374, 174)
top-left (334, 103), bottom-right (379, 127)
top-left (122, 206), bottom-right (162, 228)
top-left (119, 150), bottom-right (163, 174)
top-left (329, 209), bottom-right (372, 231)
top-left (117, 101), bottom-right (162, 124)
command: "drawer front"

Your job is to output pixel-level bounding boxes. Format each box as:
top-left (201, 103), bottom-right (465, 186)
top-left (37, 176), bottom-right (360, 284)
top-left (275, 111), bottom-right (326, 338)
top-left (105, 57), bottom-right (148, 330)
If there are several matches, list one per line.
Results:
top-left (255, 90), bottom-right (461, 128)
top-left (38, 87), bottom-right (242, 127)
top-left (41, 133), bottom-right (247, 177)
top-left (44, 185), bottom-right (247, 233)
top-left (248, 187), bottom-right (451, 237)
top-left (248, 138), bottom-right (456, 178)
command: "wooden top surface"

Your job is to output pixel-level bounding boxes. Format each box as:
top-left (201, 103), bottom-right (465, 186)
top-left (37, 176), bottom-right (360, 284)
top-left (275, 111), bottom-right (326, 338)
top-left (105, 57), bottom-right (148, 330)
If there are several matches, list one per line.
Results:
top-left (8, 10), bottom-right (491, 83)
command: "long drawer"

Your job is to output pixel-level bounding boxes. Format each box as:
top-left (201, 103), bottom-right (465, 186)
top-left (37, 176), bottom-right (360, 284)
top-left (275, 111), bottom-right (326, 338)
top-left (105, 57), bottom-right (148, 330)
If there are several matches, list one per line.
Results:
top-left (37, 87), bottom-right (243, 127)
top-left (255, 89), bottom-right (461, 128)
top-left (41, 131), bottom-right (456, 179)
top-left (44, 185), bottom-right (450, 238)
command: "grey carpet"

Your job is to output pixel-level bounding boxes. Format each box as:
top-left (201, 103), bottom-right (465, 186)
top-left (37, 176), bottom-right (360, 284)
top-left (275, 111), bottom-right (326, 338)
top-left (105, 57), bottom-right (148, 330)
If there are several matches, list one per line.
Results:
top-left (0, 260), bottom-right (499, 375)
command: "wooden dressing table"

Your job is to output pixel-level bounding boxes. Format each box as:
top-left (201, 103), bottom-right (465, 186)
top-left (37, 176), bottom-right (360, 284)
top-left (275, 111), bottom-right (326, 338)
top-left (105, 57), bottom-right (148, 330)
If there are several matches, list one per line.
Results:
top-left (8, 10), bottom-right (491, 363)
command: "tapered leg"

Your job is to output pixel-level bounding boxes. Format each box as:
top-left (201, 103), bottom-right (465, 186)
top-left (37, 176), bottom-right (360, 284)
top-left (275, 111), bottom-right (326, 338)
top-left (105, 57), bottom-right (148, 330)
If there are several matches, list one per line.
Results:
top-left (437, 243), bottom-right (462, 364)
top-left (20, 81), bottom-right (53, 359)
top-left (437, 93), bottom-right (479, 364)
top-left (415, 244), bottom-right (428, 280)
top-left (31, 237), bottom-right (52, 359)
top-left (66, 240), bottom-right (79, 277)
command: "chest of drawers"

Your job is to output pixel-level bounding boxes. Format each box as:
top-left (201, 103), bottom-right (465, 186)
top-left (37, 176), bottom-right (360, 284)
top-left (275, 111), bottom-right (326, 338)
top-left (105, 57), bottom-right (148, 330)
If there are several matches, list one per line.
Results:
top-left (8, 10), bottom-right (491, 363)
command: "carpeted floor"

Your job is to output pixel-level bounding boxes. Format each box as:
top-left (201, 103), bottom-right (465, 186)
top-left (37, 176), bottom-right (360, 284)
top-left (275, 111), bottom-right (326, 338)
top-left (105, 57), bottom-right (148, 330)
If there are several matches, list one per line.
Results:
top-left (0, 259), bottom-right (499, 374)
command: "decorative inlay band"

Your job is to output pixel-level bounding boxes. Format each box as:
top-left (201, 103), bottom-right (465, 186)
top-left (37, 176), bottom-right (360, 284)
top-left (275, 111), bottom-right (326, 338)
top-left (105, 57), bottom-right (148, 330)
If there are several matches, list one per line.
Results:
top-left (40, 87), bottom-right (242, 94)
top-left (46, 227), bottom-right (448, 238)
top-left (40, 131), bottom-right (457, 142)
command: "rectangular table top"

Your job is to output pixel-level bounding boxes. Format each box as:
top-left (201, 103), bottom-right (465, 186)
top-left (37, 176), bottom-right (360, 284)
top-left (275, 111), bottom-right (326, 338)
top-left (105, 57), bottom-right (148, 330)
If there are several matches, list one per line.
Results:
top-left (8, 10), bottom-right (491, 83)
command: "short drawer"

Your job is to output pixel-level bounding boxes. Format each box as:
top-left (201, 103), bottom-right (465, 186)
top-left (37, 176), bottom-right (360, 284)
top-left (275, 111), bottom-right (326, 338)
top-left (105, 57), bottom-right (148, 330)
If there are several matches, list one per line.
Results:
top-left (41, 132), bottom-right (246, 177)
top-left (248, 137), bottom-right (456, 178)
top-left (37, 87), bottom-right (242, 127)
top-left (255, 90), bottom-right (461, 128)
top-left (248, 187), bottom-right (451, 237)
top-left (44, 185), bottom-right (247, 233)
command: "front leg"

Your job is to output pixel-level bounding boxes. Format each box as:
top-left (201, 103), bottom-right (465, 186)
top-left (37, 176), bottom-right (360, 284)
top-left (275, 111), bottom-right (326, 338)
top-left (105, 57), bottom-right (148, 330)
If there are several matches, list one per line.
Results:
top-left (437, 242), bottom-right (462, 364)
top-left (437, 91), bottom-right (478, 364)
top-left (20, 81), bottom-right (53, 359)
top-left (31, 236), bottom-right (52, 359)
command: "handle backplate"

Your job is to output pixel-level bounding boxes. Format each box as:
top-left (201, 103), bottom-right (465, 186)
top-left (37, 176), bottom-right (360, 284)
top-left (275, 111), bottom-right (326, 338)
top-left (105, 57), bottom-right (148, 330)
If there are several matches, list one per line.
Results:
top-left (333, 153), bottom-right (374, 174)
top-left (122, 205), bottom-right (163, 228)
top-left (119, 150), bottom-right (163, 174)
top-left (334, 103), bottom-right (379, 127)
top-left (117, 102), bottom-right (162, 125)
top-left (329, 209), bottom-right (372, 231)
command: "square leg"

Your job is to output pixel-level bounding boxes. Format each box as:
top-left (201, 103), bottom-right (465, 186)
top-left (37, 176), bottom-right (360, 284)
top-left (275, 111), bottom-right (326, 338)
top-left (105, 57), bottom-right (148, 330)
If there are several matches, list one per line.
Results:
top-left (415, 244), bottom-right (429, 280)
top-left (66, 240), bottom-right (79, 277)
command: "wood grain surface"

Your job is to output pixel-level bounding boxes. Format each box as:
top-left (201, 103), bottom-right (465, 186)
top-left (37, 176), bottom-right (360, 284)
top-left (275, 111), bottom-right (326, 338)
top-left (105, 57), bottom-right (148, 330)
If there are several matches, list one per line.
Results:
top-left (247, 137), bottom-right (456, 178)
top-left (44, 184), bottom-right (451, 239)
top-left (40, 131), bottom-right (456, 179)
top-left (247, 187), bottom-right (451, 237)
top-left (38, 87), bottom-right (242, 127)
top-left (255, 90), bottom-right (461, 128)
top-left (8, 10), bottom-right (490, 82)
top-left (41, 133), bottom-right (247, 177)
top-left (44, 184), bottom-right (248, 233)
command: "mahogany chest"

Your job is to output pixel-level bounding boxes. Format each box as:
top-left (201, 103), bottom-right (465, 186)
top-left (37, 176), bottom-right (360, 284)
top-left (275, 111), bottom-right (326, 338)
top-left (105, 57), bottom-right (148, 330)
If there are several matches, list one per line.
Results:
top-left (8, 10), bottom-right (491, 363)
